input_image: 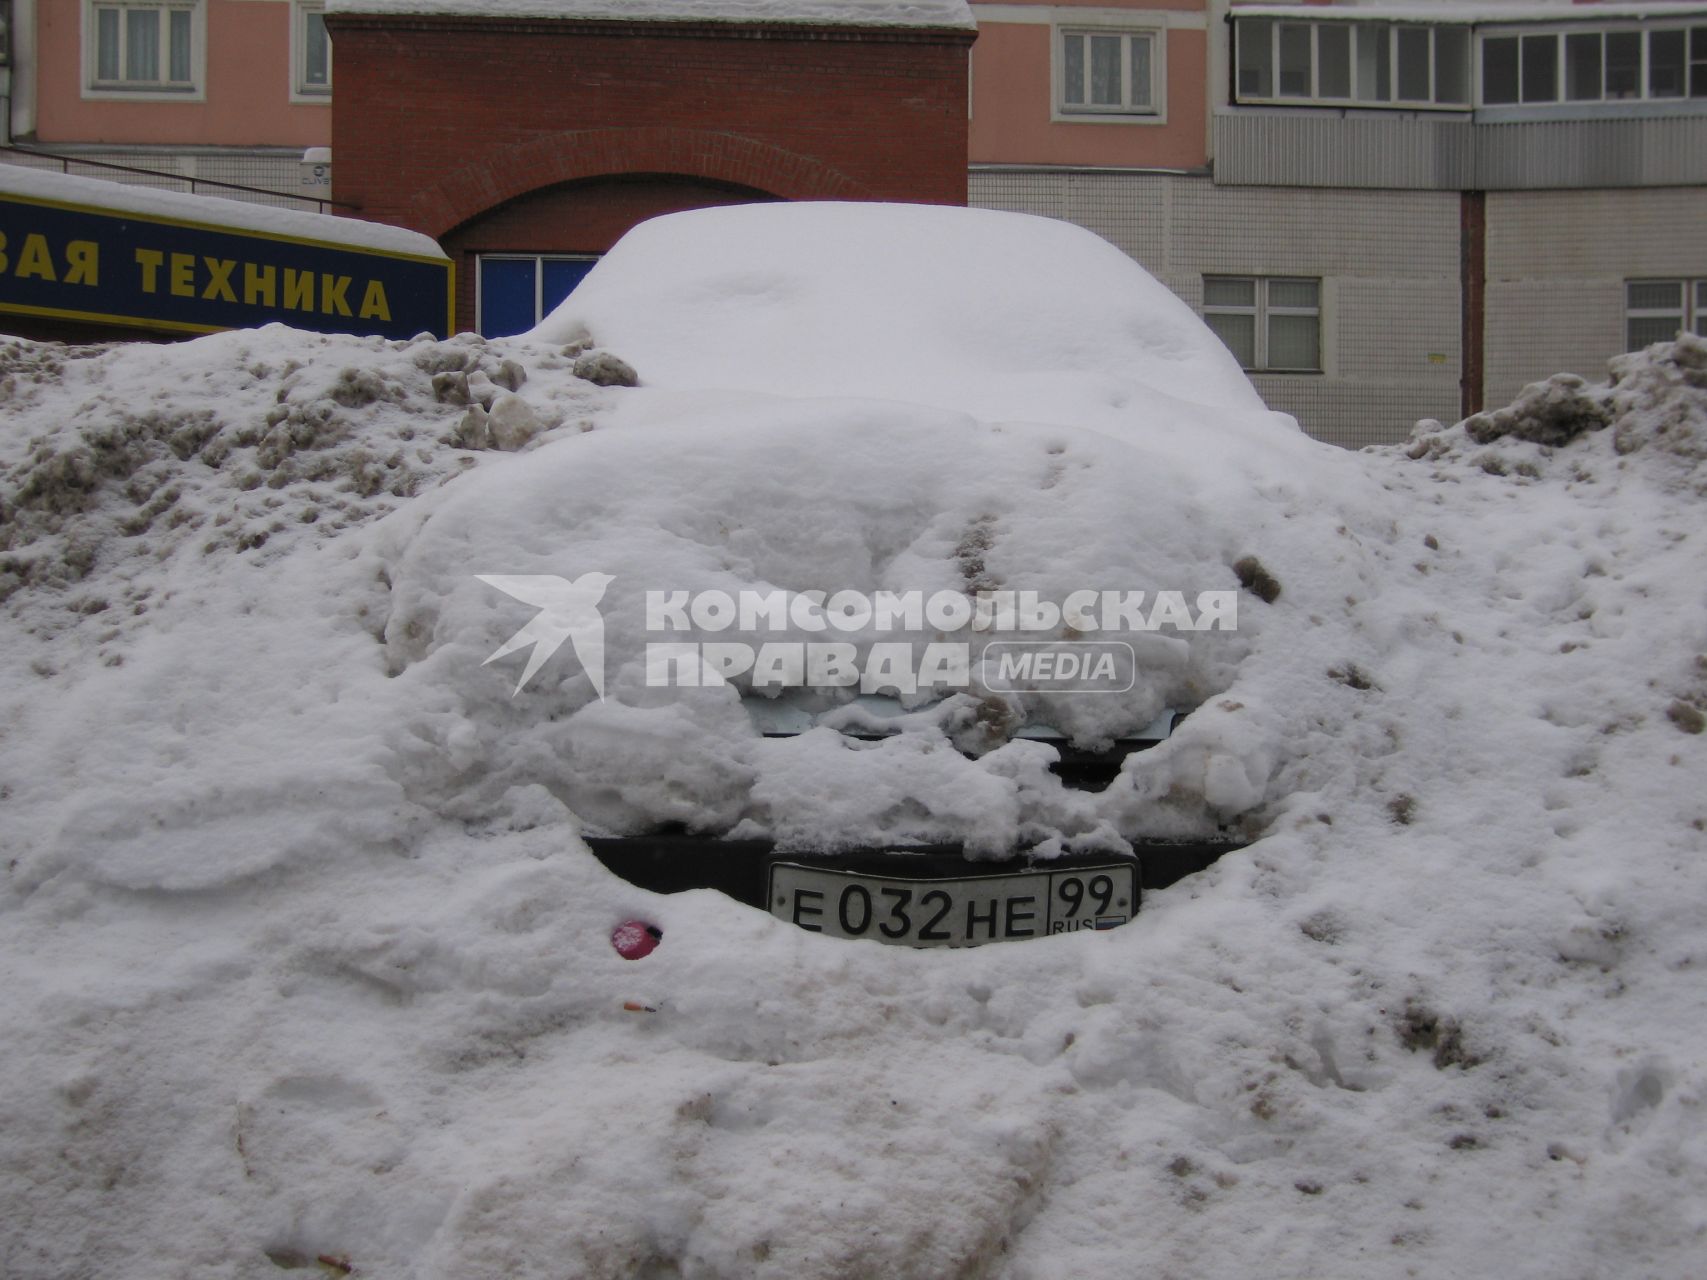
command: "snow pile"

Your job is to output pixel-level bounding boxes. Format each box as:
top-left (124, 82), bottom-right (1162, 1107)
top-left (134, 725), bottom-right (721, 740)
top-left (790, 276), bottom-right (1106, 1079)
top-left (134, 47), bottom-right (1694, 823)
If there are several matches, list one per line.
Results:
top-left (0, 327), bottom-right (611, 645)
top-left (1412, 335), bottom-right (1707, 488)
top-left (0, 206), bottom-right (1703, 1278)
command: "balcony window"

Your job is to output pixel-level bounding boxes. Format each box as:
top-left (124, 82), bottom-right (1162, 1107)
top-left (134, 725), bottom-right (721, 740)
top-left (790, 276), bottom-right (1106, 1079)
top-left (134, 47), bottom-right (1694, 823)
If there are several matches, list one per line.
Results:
top-left (1522, 34), bottom-right (1558, 103)
top-left (1318, 23), bottom-right (1351, 99)
top-left (1397, 26), bottom-right (1430, 102)
top-left (1435, 27), bottom-right (1470, 105)
top-left (1607, 31), bottom-right (1642, 99)
top-left (1234, 18), bottom-right (1468, 109)
top-left (1480, 24), bottom-right (1707, 106)
top-left (1565, 32), bottom-right (1602, 102)
top-left (1238, 19), bottom-right (1273, 98)
top-left (1483, 36), bottom-right (1519, 104)
top-left (1650, 28), bottom-right (1687, 98)
top-left (1357, 25), bottom-right (1390, 101)
top-left (1278, 23), bottom-right (1311, 97)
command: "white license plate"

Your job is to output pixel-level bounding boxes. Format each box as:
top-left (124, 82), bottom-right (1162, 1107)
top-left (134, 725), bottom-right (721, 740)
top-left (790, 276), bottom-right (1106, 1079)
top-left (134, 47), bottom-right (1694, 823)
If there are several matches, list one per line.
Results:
top-left (768, 861), bottom-right (1137, 947)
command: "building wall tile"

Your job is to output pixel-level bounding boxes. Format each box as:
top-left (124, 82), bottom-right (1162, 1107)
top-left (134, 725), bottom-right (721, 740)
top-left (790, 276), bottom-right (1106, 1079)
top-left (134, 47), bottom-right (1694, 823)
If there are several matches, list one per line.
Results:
top-left (972, 169), bottom-right (1461, 447)
top-left (1486, 188), bottom-right (1707, 403)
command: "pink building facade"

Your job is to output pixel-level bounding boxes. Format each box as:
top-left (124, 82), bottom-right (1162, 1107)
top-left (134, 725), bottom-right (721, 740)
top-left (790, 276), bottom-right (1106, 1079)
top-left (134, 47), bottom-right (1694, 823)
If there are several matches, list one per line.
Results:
top-left (970, 0), bottom-right (1210, 171)
top-left (32, 0), bottom-right (328, 145)
top-left (3, 0), bottom-right (1216, 206)
top-left (6, 0), bottom-right (331, 203)
top-left (4, 0), bottom-right (1706, 448)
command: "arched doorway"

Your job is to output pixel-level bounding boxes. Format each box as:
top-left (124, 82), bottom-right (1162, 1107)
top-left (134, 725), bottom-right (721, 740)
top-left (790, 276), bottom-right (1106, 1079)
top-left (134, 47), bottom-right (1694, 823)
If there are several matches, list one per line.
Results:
top-left (443, 174), bottom-right (780, 336)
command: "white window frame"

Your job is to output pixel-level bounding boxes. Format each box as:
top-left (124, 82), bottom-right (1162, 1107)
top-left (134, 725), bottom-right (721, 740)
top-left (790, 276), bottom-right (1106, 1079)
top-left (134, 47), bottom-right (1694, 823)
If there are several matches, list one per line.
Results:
top-left (1625, 278), bottom-right (1707, 350)
top-left (1476, 21), bottom-right (1707, 108)
top-left (1203, 276), bottom-right (1323, 374)
top-left (292, 1), bottom-right (332, 102)
top-left (1232, 18), bottom-right (1472, 111)
top-left (1052, 19), bottom-right (1166, 124)
top-left (81, 0), bottom-right (206, 101)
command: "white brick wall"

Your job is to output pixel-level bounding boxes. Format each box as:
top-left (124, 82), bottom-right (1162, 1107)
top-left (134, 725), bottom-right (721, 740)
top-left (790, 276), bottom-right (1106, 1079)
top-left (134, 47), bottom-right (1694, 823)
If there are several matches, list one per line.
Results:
top-left (971, 170), bottom-right (1462, 447)
top-left (1483, 280), bottom-right (1625, 407)
top-left (1336, 276), bottom-right (1459, 376)
top-left (969, 171), bottom-right (1176, 268)
top-left (1168, 184), bottom-right (1460, 280)
top-left (1485, 189), bottom-right (1707, 406)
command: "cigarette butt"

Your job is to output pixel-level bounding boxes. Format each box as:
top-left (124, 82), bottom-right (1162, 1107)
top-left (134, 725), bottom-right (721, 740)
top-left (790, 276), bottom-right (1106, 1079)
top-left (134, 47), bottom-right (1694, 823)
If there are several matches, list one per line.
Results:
top-left (622, 1000), bottom-right (658, 1013)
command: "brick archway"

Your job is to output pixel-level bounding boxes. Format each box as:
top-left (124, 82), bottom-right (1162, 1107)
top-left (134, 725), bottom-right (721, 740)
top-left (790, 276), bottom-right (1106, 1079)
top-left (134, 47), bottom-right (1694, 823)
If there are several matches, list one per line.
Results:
top-left (410, 127), bottom-right (876, 239)
top-left (442, 172), bottom-right (778, 333)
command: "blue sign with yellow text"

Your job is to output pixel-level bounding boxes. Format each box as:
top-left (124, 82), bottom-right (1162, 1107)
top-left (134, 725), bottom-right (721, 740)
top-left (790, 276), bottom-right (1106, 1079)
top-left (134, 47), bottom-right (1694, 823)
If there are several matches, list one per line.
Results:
top-left (0, 188), bottom-right (453, 340)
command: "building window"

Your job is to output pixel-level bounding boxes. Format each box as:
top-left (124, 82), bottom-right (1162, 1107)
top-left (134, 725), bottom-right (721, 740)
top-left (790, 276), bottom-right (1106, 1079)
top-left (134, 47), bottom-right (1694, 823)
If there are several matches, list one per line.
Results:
top-left (293, 1), bottom-right (331, 99)
top-left (85, 0), bottom-right (202, 95)
top-left (1057, 26), bottom-right (1161, 117)
top-left (1480, 25), bottom-right (1707, 106)
top-left (1233, 19), bottom-right (1470, 109)
top-left (1626, 279), bottom-right (1707, 350)
top-left (1203, 277), bottom-right (1321, 373)
top-left (477, 255), bottom-right (599, 338)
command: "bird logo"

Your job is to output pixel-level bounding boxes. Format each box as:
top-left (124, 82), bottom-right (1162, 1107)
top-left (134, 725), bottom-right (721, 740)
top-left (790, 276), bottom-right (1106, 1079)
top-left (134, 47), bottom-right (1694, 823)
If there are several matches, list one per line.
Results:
top-left (476, 572), bottom-right (615, 697)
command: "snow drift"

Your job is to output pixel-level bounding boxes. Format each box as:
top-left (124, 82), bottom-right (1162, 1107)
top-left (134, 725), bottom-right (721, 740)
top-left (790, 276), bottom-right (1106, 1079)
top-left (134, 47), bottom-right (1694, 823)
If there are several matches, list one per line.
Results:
top-left (0, 203), bottom-right (1703, 1278)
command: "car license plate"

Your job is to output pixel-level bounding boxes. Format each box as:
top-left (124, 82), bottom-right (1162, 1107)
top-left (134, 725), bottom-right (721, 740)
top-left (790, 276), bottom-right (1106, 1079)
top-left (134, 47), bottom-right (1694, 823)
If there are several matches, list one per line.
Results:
top-left (767, 860), bottom-right (1138, 947)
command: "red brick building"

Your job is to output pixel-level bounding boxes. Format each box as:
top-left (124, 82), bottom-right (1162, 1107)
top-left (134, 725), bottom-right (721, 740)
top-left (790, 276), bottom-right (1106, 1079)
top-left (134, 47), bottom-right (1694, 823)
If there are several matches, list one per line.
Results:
top-left (322, 2), bottom-right (977, 335)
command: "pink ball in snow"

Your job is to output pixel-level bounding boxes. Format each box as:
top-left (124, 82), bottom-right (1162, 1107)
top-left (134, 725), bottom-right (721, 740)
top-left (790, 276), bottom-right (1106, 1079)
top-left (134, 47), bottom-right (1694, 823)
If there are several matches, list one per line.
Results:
top-left (612, 920), bottom-right (662, 960)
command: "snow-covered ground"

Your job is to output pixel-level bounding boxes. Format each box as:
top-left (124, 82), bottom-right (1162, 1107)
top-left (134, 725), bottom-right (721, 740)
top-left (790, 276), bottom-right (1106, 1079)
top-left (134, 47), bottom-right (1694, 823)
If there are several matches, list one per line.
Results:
top-left (0, 204), bottom-right (1702, 1278)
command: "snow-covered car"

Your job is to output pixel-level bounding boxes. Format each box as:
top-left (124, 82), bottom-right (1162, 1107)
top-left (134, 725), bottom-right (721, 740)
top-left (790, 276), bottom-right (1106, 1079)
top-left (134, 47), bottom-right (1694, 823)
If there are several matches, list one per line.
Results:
top-left (377, 202), bottom-right (1334, 946)
top-left (10, 193), bottom-right (1706, 1278)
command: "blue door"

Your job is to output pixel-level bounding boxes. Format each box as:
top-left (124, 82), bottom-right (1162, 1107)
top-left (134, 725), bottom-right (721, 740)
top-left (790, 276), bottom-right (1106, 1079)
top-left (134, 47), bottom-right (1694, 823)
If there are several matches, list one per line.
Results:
top-left (478, 255), bottom-right (599, 337)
